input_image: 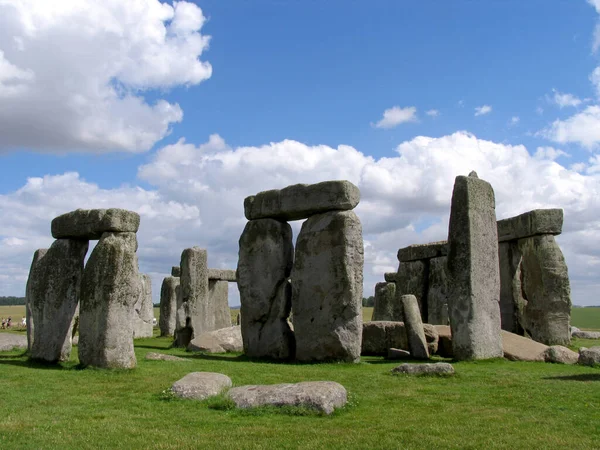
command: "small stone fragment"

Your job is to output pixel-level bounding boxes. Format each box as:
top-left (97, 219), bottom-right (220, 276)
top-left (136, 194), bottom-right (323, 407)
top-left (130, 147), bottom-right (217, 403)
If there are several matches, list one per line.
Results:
top-left (578, 347), bottom-right (600, 367)
top-left (145, 352), bottom-right (188, 362)
top-left (171, 372), bottom-right (232, 400)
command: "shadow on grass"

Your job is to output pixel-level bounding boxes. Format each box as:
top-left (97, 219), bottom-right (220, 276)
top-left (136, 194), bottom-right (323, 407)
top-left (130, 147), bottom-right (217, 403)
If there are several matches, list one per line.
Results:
top-left (543, 373), bottom-right (600, 382)
top-left (134, 344), bottom-right (172, 350)
top-left (0, 358), bottom-right (81, 371)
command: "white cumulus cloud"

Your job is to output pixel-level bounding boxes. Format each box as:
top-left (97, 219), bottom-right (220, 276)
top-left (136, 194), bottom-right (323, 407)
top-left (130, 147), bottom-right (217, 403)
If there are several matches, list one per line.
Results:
top-left (374, 106), bottom-right (418, 129)
top-left (474, 105), bottom-right (492, 116)
top-left (551, 89), bottom-right (582, 108)
top-left (541, 106), bottom-right (600, 149)
top-left (426, 109), bottom-right (439, 117)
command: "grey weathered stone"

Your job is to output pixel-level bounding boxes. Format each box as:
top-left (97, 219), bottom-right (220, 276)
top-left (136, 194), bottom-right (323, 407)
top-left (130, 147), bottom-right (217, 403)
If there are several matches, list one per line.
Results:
top-left (391, 363), bottom-right (455, 376)
top-left (237, 219), bottom-right (295, 359)
top-left (29, 239), bottom-right (88, 363)
top-left (498, 241), bottom-right (525, 334)
top-left (578, 347), bottom-right (600, 367)
top-left (292, 210), bottom-right (363, 363)
top-left (0, 333), bottom-right (27, 352)
top-left (395, 259), bottom-right (427, 321)
top-left (207, 269), bottom-right (236, 282)
top-left (171, 266), bottom-right (181, 277)
top-left (543, 345), bottom-right (579, 364)
top-left (227, 381), bottom-right (347, 415)
top-left (79, 232), bottom-right (139, 369)
top-left (501, 331), bottom-right (545, 361)
top-left (51, 208), bottom-right (140, 240)
top-left (211, 280), bottom-right (232, 330)
top-left (372, 282), bottom-right (398, 321)
top-left (171, 372), bottom-right (232, 400)
top-left (244, 180), bottom-right (360, 221)
top-left (25, 248), bottom-right (48, 351)
top-left (518, 235), bottom-right (571, 346)
top-left (132, 273), bottom-right (154, 338)
top-left (361, 321), bottom-right (408, 356)
top-left (397, 241), bottom-right (448, 262)
top-left (401, 295), bottom-right (429, 359)
top-left (497, 209), bottom-right (563, 243)
top-left (423, 323), bottom-right (439, 355)
top-left (427, 256), bottom-right (449, 325)
top-left (446, 174), bottom-right (503, 360)
top-left (159, 277), bottom-right (179, 337)
top-left (174, 248), bottom-right (210, 348)
top-left (384, 272), bottom-right (397, 283)
top-left (570, 326), bottom-right (581, 335)
top-left (187, 326), bottom-right (243, 353)
top-left (572, 330), bottom-right (600, 339)
top-left (434, 325), bottom-right (453, 358)
top-left (387, 348), bottom-right (411, 360)
top-left (145, 352), bottom-right (188, 362)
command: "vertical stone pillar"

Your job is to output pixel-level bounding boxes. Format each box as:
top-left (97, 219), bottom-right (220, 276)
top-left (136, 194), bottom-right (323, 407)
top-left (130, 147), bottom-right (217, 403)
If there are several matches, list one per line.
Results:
top-left (132, 273), bottom-right (154, 338)
top-left (446, 172), bottom-right (503, 360)
top-left (292, 210), bottom-right (363, 363)
top-left (372, 282), bottom-right (398, 321)
top-left (25, 248), bottom-right (48, 352)
top-left (498, 241), bottom-right (525, 334)
top-left (237, 219), bottom-right (295, 359)
top-left (394, 260), bottom-right (428, 321)
top-left (29, 240), bottom-right (88, 362)
top-left (211, 280), bottom-right (231, 330)
top-left (159, 276), bottom-right (179, 336)
top-left (427, 256), bottom-right (449, 325)
top-left (401, 294), bottom-right (429, 359)
top-left (79, 232), bottom-right (139, 369)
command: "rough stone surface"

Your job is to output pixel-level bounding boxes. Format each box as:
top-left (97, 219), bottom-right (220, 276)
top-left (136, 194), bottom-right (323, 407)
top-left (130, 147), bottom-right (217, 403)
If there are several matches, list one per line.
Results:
top-left (570, 326), bottom-right (581, 335)
top-left (227, 381), bottom-right (347, 415)
top-left (446, 174), bottom-right (503, 360)
top-left (578, 347), bottom-right (600, 367)
top-left (292, 210), bottom-right (363, 363)
top-left (29, 239), bottom-right (88, 363)
top-left (237, 219), bottom-right (295, 359)
top-left (361, 321), bottom-right (408, 356)
top-left (427, 256), bottom-right (449, 325)
top-left (434, 325), bottom-right (453, 358)
top-left (25, 248), bottom-right (48, 351)
top-left (0, 333), bottom-right (27, 352)
top-left (397, 241), bottom-right (448, 262)
top-left (501, 331), bottom-right (545, 361)
top-left (145, 352), bottom-right (188, 362)
top-left (159, 277), bottom-right (179, 336)
top-left (392, 363), bottom-right (455, 376)
top-left (497, 209), bottom-right (563, 243)
top-left (211, 280), bottom-right (232, 330)
top-left (132, 273), bottom-right (153, 338)
top-left (401, 295), bottom-right (429, 359)
top-left (79, 232), bottom-right (139, 369)
top-left (188, 326), bottom-right (243, 353)
top-left (572, 330), bottom-right (600, 339)
top-left (51, 208), bottom-right (140, 240)
top-left (423, 324), bottom-right (439, 355)
top-left (384, 272), bottom-right (397, 283)
top-left (207, 269), bottom-right (236, 282)
top-left (543, 346), bottom-right (579, 364)
top-left (395, 260), bottom-right (428, 321)
top-left (174, 248), bottom-right (210, 348)
top-left (518, 235), bottom-right (571, 346)
top-left (244, 180), bottom-right (360, 221)
top-left (171, 372), bottom-right (232, 400)
top-left (387, 348), bottom-right (411, 360)
top-left (171, 266), bottom-right (181, 277)
top-left (372, 282), bottom-right (398, 321)
top-left (498, 241), bottom-right (526, 335)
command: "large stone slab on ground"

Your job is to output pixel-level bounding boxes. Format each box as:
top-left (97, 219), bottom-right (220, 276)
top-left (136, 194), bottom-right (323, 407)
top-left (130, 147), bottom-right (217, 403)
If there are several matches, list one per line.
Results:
top-left (397, 241), bottom-right (448, 262)
top-left (79, 232), bottom-right (139, 369)
top-left (427, 256), bottom-right (449, 325)
top-left (0, 333), bottom-right (27, 352)
top-left (361, 321), bottom-right (408, 355)
top-left (237, 219), bottom-right (295, 359)
top-left (572, 330), bottom-right (600, 339)
top-left (171, 372), bottom-right (232, 400)
top-left (497, 209), bottom-right (563, 243)
top-left (29, 239), bottom-right (88, 363)
top-left (395, 260), bottom-right (427, 321)
top-left (227, 381), bottom-right (347, 415)
top-left (391, 363), bottom-right (455, 376)
top-left (159, 277), bottom-right (179, 337)
top-left (292, 210), bottom-right (363, 363)
top-left (132, 273), bottom-right (153, 338)
top-left (188, 326), bottom-right (243, 353)
top-left (210, 280), bottom-right (232, 330)
top-left (145, 352), bottom-right (188, 362)
top-left (401, 295), bottom-right (429, 359)
top-left (244, 180), bottom-right (360, 221)
top-left (543, 346), bottom-right (579, 364)
top-left (372, 282), bottom-right (398, 321)
top-left (501, 331), bottom-right (545, 361)
top-left (578, 347), bottom-right (600, 367)
top-left (207, 269), bottom-right (236, 281)
top-left (25, 248), bottom-right (48, 351)
top-left (446, 173), bottom-right (503, 360)
top-left (51, 208), bottom-right (140, 240)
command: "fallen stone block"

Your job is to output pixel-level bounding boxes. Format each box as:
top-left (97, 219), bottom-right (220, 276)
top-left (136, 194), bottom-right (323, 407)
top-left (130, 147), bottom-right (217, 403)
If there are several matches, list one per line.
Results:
top-left (171, 372), bottom-right (232, 400)
top-left (501, 331), bottom-right (545, 362)
top-left (542, 346), bottom-right (579, 364)
top-left (145, 353), bottom-right (188, 362)
top-left (572, 330), bottom-right (600, 340)
top-left (0, 334), bottom-right (27, 352)
top-left (51, 208), bottom-right (140, 239)
top-left (391, 362), bottom-right (455, 376)
top-left (187, 326), bottom-right (243, 353)
top-left (401, 294), bottom-right (429, 359)
top-left (578, 347), bottom-right (600, 367)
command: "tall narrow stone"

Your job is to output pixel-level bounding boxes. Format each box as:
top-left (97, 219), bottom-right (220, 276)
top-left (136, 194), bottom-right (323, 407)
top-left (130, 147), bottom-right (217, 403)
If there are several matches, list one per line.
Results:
top-left (25, 248), bottom-right (48, 352)
top-left (372, 282), bottom-right (399, 321)
top-left (237, 219), bottom-right (295, 359)
top-left (292, 210), bottom-right (363, 363)
top-left (132, 273), bottom-right (154, 338)
top-left (174, 247), bottom-right (210, 348)
top-left (498, 241), bottom-right (525, 334)
top-left (401, 294), bottom-right (429, 359)
top-left (79, 232), bottom-right (139, 369)
top-left (446, 173), bottom-right (503, 360)
top-left (427, 256), bottom-right (449, 325)
top-left (211, 280), bottom-right (232, 330)
top-left (395, 260), bottom-right (428, 321)
top-left (159, 276), bottom-right (179, 336)
top-left (29, 240), bottom-right (88, 362)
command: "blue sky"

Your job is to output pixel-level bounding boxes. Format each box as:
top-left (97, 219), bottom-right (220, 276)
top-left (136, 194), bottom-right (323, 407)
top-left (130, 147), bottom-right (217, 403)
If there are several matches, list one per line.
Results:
top-left (2, 0), bottom-right (600, 306)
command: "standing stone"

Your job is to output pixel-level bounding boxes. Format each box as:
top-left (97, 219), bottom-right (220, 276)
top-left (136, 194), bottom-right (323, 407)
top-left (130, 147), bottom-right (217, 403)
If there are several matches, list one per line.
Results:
top-left (51, 208), bottom-right (140, 239)
top-left (372, 282), bottom-right (398, 321)
top-left (159, 277), bottom-right (179, 336)
top-left (174, 248), bottom-right (210, 348)
top-left (401, 295), bottom-right (429, 359)
top-left (237, 219), bottom-right (295, 359)
top-left (25, 248), bottom-right (48, 352)
top-left (79, 232), bottom-right (139, 369)
top-left (132, 273), bottom-right (153, 338)
top-left (292, 210), bottom-right (363, 363)
top-left (498, 241), bottom-right (526, 334)
top-left (518, 235), bottom-right (571, 345)
top-left (171, 266), bottom-right (181, 277)
top-left (427, 256), bottom-right (449, 325)
top-left (210, 280), bottom-right (231, 330)
top-left (395, 260), bottom-right (428, 321)
top-left (29, 239), bottom-right (88, 362)
top-left (446, 173), bottom-right (503, 360)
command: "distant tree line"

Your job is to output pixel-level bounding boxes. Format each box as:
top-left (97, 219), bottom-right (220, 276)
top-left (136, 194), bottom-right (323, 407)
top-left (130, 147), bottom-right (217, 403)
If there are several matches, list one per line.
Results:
top-left (0, 296), bottom-right (26, 306)
top-left (362, 296), bottom-right (374, 307)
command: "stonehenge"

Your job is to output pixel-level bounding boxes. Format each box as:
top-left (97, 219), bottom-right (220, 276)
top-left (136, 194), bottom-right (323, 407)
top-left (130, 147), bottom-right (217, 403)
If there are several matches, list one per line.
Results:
top-left (238, 180), bottom-right (364, 362)
top-left (132, 273), bottom-right (154, 338)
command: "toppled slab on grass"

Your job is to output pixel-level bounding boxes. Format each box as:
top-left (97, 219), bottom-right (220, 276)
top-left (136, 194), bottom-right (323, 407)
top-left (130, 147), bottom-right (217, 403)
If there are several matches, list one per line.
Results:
top-left (0, 333), bottom-right (27, 352)
top-left (578, 347), bottom-right (600, 367)
top-left (542, 346), bottom-right (578, 365)
top-left (391, 362), bottom-right (455, 376)
top-left (145, 352), bottom-right (188, 362)
top-left (171, 372), bottom-right (232, 400)
top-left (572, 330), bottom-right (600, 340)
top-left (501, 331), bottom-right (546, 362)
top-left (226, 381), bottom-right (347, 415)
top-left (187, 326), bottom-right (243, 353)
